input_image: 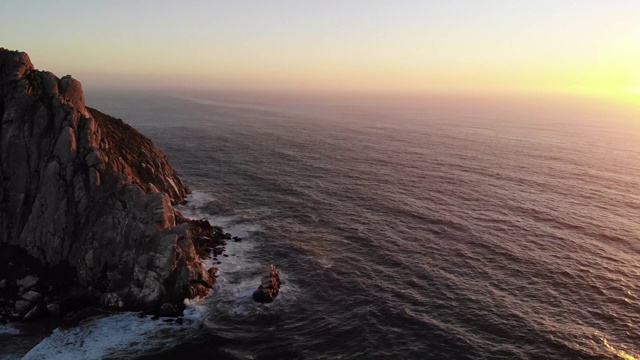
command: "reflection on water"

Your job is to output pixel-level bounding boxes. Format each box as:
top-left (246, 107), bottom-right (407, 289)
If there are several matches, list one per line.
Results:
top-left (4, 92), bottom-right (640, 359)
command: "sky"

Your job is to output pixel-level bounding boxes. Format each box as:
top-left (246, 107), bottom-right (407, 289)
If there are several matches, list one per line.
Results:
top-left (1, 0), bottom-right (639, 105)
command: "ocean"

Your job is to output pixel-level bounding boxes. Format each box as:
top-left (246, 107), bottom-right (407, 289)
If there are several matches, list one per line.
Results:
top-left (2, 91), bottom-right (639, 359)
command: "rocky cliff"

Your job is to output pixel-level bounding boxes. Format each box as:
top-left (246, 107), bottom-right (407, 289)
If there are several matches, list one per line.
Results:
top-left (0, 48), bottom-right (218, 317)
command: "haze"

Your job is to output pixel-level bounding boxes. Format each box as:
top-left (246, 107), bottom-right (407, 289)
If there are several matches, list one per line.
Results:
top-left (2, 1), bottom-right (639, 106)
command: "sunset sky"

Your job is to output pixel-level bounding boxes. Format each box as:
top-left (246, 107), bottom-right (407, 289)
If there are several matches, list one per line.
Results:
top-left (2, 1), bottom-right (639, 104)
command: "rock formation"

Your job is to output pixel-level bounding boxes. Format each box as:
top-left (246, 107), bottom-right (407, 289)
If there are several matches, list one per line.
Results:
top-left (252, 264), bottom-right (281, 303)
top-left (0, 48), bottom-right (220, 318)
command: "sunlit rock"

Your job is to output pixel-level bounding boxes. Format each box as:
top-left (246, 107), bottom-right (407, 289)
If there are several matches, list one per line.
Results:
top-left (0, 48), bottom-right (217, 315)
top-left (252, 264), bottom-right (281, 303)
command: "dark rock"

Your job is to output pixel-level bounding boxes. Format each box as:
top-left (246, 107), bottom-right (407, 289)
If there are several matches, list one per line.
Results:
top-left (175, 317), bottom-right (184, 325)
top-left (233, 236), bottom-right (242, 242)
top-left (157, 303), bottom-right (179, 317)
top-left (15, 300), bottom-right (32, 314)
top-left (252, 265), bottom-right (281, 304)
top-left (46, 303), bottom-right (61, 317)
top-left (16, 276), bottom-right (38, 290)
top-left (22, 291), bottom-right (42, 303)
top-left (223, 233), bottom-right (232, 240)
top-left (101, 292), bottom-right (124, 309)
top-left (191, 219), bottom-right (214, 232)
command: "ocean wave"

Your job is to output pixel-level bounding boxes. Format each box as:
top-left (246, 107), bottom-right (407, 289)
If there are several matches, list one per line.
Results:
top-left (23, 310), bottom-right (205, 360)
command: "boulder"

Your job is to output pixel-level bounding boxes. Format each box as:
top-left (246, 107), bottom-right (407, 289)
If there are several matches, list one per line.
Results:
top-left (101, 292), bottom-right (124, 309)
top-left (15, 300), bottom-right (32, 314)
top-left (22, 291), bottom-right (42, 303)
top-left (157, 303), bottom-right (179, 317)
top-left (252, 264), bottom-right (281, 304)
top-left (46, 303), bottom-right (61, 317)
top-left (16, 276), bottom-right (38, 290)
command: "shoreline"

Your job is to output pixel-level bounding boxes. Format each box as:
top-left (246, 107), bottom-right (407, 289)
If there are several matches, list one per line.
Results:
top-left (0, 216), bottom-right (236, 324)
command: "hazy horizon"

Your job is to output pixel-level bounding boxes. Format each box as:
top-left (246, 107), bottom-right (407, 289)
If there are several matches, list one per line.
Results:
top-left (2, 1), bottom-right (639, 109)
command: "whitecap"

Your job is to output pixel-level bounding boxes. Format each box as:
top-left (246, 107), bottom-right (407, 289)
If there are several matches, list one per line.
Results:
top-left (23, 310), bottom-right (204, 360)
top-left (178, 190), bottom-right (217, 215)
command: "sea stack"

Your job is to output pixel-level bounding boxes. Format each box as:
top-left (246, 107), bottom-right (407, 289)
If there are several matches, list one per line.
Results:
top-left (252, 264), bottom-right (281, 303)
top-left (0, 48), bottom-right (218, 318)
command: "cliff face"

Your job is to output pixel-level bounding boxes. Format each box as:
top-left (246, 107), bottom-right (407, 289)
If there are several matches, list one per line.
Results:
top-left (0, 48), bottom-right (215, 312)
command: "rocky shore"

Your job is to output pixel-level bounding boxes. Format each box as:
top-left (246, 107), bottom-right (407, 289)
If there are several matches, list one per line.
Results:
top-left (0, 48), bottom-right (234, 322)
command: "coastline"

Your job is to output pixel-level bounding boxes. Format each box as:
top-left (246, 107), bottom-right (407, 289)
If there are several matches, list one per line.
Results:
top-left (0, 48), bottom-right (250, 326)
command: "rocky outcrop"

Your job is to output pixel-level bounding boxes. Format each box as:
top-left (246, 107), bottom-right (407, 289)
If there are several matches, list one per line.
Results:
top-left (0, 48), bottom-right (218, 316)
top-left (252, 264), bottom-right (281, 303)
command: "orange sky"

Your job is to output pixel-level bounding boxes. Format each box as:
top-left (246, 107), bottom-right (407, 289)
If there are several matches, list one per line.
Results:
top-left (1, 1), bottom-right (639, 107)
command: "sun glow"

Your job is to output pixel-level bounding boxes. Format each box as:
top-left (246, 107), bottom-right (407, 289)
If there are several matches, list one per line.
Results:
top-left (0, 1), bottom-right (638, 107)
top-left (618, 89), bottom-right (640, 107)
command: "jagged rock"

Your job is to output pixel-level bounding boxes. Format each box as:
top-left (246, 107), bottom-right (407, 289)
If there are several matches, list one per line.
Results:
top-left (22, 290), bottom-right (42, 302)
top-left (207, 267), bottom-right (220, 277)
top-left (252, 264), bottom-right (281, 304)
top-left (0, 48), bottom-right (215, 313)
top-left (15, 300), bottom-right (32, 313)
top-left (46, 303), bottom-right (61, 317)
top-left (157, 303), bottom-right (179, 317)
top-left (186, 282), bottom-right (211, 299)
top-left (101, 292), bottom-right (124, 308)
top-left (16, 276), bottom-right (39, 290)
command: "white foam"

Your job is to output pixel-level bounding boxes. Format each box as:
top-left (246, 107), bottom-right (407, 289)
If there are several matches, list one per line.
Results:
top-left (178, 191), bottom-right (296, 318)
top-left (316, 256), bottom-right (334, 269)
top-left (0, 324), bottom-right (19, 335)
top-left (23, 312), bottom-right (203, 360)
top-left (180, 190), bottom-right (215, 211)
top-left (205, 269), bottom-right (299, 320)
top-left (178, 191), bottom-right (263, 276)
top-left (24, 189), bottom-right (284, 358)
